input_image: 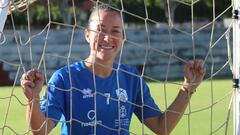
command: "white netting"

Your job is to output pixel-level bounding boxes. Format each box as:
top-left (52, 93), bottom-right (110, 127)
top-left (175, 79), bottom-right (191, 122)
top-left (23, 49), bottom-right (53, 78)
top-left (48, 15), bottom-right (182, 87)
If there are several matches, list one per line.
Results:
top-left (0, 0), bottom-right (235, 135)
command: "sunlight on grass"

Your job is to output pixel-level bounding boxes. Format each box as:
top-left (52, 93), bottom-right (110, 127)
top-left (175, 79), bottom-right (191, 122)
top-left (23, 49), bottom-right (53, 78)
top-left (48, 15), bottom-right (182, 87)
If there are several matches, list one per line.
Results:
top-left (0, 79), bottom-right (233, 135)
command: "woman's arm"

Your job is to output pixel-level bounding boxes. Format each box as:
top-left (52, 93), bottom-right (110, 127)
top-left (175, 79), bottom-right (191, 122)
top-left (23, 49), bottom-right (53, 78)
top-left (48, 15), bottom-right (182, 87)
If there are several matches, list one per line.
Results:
top-left (21, 69), bottom-right (55, 135)
top-left (144, 60), bottom-right (205, 135)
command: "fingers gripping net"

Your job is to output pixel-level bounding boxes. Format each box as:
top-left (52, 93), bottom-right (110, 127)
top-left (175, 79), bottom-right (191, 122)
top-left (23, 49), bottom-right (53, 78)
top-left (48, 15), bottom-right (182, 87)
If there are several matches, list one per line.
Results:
top-left (0, 0), bottom-right (235, 135)
top-left (0, 0), bottom-right (36, 16)
top-left (9, 0), bottom-right (37, 14)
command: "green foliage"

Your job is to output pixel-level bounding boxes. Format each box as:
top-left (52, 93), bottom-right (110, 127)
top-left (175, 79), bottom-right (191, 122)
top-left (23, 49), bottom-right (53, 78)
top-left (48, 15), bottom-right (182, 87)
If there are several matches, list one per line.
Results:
top-left (50, 3), bottom-right (62, 22)
top-left (5, 0), bottom-right (232, 26)
top-left (30, 3), bottom-right (62, 24)
top-left (30, 4), bottom-right (48, 24)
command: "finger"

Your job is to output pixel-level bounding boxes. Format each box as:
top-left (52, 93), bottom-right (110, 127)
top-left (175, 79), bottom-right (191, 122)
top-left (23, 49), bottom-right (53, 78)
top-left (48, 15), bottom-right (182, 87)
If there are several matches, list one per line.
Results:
top-left (26, 69), bottom-right (36, 81)
top-left (195, 59), bottom-right (203, 68)
top-left (184, 61), bottom-right (194, 82)
top-left (196, 60), bottom-right (205, 75)
top-left (20, 73), bottom-right (32, 87)
top-left (35, 71), bottom-right (44, 81)
top-left (199, 65), bottom-right (206, 75)
top-left (20, 73), bottom-right (27, 81)
top-left (21, 86), bottom-right (33, 100)
top-left (191, 60), bottom-right (200, 73)
top-left (21, 85), bottom-right (32, 93)
top-left (193, 60), bottom-right (199, 70)
top-left (185, 60), bottom-right (194, 72)
top-left (199, 60), bottom-right (205, 75)
top-left (21, 80), bottom-right (35, 88)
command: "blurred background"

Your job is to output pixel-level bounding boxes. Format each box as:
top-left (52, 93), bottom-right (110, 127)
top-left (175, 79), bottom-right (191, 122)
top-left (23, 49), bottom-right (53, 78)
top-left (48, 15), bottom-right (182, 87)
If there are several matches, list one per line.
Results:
top-left (0, 0), bottom-right (233, 85)
top-left (0, 0), bottom-right (235, 135)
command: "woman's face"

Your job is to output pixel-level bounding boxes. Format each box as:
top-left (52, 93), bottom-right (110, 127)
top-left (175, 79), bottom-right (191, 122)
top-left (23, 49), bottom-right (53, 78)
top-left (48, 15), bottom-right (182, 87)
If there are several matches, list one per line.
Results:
top-left (85, 11), bottom-right (123, 63)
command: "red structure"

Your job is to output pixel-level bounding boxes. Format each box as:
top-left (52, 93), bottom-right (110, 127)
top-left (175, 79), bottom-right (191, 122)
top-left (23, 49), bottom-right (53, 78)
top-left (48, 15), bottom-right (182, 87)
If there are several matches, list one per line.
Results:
top-left (0, 63), bottom-right (13, 86)
top-left (80, 0), bottom-right (94, 10)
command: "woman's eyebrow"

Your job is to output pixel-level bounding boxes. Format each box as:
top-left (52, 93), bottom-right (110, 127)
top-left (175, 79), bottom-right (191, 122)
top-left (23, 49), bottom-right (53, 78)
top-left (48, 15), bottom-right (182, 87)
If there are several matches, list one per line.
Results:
top-left (98, 25), bottom-right (121, 29)
top-left (112, 26), bottom-right (121, 29)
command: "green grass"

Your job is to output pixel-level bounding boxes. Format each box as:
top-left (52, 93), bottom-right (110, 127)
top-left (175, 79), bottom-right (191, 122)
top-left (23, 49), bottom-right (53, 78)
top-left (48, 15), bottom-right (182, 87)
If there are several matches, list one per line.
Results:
top-left (0, 79), bottom-right (233, 135)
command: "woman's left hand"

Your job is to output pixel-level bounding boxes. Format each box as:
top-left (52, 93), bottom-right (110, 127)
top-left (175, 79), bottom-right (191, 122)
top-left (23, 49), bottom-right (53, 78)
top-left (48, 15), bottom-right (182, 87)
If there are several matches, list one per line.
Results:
top-left (182, 59), bottom-right (205, 94)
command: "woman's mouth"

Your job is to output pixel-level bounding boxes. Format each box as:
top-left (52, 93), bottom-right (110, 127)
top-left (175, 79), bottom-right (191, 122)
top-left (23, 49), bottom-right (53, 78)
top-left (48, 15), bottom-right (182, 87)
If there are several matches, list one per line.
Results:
top-left (99, 44), bottom-right (114, 50)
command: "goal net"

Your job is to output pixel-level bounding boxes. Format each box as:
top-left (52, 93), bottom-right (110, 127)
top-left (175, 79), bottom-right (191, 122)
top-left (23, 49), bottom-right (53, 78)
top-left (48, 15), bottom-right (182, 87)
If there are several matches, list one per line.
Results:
top-left (0, 0), bottom-right (237, 135)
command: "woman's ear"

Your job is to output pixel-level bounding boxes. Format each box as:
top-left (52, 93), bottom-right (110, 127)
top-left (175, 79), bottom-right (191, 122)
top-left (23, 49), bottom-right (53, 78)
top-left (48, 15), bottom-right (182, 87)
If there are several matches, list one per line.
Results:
top-left (85, 29), bottom-right (90, 43)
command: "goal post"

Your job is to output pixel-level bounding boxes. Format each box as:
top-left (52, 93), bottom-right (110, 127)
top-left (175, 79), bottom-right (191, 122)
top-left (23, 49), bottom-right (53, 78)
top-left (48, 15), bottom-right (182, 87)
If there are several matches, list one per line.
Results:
top-left (0, 0), bottom-right (9, 33)
top-left (0, 0), bottom-right (237, 135)
top-left (233, 0), bottom-right (240, 134)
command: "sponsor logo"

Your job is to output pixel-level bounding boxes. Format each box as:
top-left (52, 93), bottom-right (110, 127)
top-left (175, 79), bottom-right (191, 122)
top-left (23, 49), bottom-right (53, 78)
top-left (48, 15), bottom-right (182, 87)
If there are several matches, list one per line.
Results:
top-left (115, 88), bottom-right (128, 102)
top-left (120, 105), bottom-right (127, 118)
top-left (81, 121), bottom-right (102, 127)
top-left (87, 110), bottom-right (95, 121)
top-left (115, 105), bottom-right (129, 127)
top-left (81, 110), bottom-right (102, 127)
top-left (82, 88), bottom-right (94, 99)
top-left (115, 119), bottom-right (130, 127)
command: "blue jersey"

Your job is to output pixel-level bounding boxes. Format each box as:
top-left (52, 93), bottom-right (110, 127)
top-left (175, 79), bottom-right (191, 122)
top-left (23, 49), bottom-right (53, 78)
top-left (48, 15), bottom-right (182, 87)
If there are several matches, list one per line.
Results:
top-left (40, 61), bottom-right (162, 135)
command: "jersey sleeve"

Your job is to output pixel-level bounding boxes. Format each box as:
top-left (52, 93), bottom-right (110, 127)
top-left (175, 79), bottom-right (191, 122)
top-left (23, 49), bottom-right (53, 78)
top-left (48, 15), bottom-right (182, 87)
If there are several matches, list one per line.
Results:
top-left (40, 70), bottom-right (66, 126)
top-left (134, 75), bottom-right (163, 122)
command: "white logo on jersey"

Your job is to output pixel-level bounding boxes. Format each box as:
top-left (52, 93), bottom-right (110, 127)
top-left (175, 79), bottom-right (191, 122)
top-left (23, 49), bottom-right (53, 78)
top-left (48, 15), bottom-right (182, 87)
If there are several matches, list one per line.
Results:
top-left (82, 88), bottom-right (94, 99)
top-left (115, 88), bottom-right (128, 102)
top-left (120, 105), bottom-right (127, 118)
top-left (87, 110), bottom-right (95, 120)
top-left (82, 110), bottom-right (102, 127)
top-left (115, 119), bottom-right (130, 127)
top-left (114, 105), bottom-right (129, 127)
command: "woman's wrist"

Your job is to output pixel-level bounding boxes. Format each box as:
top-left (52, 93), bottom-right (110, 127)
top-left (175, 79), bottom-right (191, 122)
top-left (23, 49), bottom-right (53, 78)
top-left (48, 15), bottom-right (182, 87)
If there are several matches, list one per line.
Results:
top-left (27, 96), bottom-right (40, 103)
top-left (180, 85), bottom-right (195, 96)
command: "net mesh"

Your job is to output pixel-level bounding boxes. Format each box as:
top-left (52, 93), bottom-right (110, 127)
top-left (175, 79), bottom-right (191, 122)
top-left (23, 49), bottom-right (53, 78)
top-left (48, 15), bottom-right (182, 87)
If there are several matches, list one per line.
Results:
top-left (0, 0), bottom-right (234, 134)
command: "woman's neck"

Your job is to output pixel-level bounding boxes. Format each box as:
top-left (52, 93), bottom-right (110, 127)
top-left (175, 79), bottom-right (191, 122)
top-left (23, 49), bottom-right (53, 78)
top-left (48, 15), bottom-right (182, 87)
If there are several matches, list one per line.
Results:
top-left (84, 57), bottom-right (114, 78)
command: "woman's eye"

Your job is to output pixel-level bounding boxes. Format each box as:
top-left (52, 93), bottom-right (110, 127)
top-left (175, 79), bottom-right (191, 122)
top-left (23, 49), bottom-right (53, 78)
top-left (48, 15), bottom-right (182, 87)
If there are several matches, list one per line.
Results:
top-left (102, 29), bottom-right (107, 33)
top-left (97, 27), bottom-right (106, 33)
top-left (97, 28), bottom-right (102, 32)
top-left (112, 30), bottom-right (121, 36)
top-left (113, 30), bottom-right (120, 33)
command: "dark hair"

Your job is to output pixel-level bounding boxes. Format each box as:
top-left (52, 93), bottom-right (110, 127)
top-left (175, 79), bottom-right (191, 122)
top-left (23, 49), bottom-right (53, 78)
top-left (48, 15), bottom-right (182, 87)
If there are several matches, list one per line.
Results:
top-left (87, 3), bottom-right (125, 38)
top-left (88, 3), bottom-right (122, 26)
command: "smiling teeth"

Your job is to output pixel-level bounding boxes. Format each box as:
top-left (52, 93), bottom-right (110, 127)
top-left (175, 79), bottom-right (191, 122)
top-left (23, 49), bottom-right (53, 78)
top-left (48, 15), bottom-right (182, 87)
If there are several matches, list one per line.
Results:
top-left (100, 45), bottom-right (113, 49)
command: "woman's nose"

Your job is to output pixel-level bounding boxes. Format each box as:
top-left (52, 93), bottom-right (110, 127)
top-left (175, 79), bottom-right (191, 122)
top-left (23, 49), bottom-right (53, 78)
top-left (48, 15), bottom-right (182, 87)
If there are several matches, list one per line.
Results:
top-left (103, 33), bottom-right (113, 42)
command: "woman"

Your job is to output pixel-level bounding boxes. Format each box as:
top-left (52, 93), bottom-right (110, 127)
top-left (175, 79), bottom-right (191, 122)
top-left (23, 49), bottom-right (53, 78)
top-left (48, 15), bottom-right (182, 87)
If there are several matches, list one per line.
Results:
top-left (21, 4), bottom-right (205, 135)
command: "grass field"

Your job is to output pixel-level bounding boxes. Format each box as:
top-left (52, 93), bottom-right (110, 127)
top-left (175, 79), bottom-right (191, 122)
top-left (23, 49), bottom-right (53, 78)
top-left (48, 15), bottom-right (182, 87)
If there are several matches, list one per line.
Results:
top-left (0, 79), bottom-right (233, 135)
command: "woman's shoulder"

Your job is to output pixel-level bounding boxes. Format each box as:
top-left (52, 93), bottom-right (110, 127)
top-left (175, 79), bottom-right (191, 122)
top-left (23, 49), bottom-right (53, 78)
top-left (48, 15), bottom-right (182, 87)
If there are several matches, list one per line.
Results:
top-left (54, 60), bottom-right (86, 75)
top-left (48, 61), bottom-right (86, 84)
top-left (115, 63), bottom-right (140, 75)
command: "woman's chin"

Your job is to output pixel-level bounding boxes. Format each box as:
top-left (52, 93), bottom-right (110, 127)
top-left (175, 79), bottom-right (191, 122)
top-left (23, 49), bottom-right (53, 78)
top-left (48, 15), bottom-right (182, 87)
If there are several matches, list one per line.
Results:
top-left (96, 55), bottom-right (115, 63)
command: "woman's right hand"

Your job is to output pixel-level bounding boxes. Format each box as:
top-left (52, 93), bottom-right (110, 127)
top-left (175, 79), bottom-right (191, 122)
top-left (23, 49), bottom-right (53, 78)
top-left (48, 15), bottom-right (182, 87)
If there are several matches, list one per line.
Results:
top-left (20, 69), bottom-right (44, 101)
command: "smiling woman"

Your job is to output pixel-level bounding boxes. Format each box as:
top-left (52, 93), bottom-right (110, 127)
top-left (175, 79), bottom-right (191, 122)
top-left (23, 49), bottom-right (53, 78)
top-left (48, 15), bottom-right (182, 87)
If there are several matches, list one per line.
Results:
top-left (0, 0), bottom-right (236, 134)
top-left (19, 3), bottom-right (205, 135)
top-left (84, 6), bottom-right (124, 71)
